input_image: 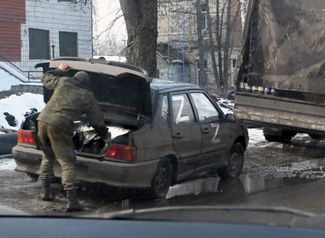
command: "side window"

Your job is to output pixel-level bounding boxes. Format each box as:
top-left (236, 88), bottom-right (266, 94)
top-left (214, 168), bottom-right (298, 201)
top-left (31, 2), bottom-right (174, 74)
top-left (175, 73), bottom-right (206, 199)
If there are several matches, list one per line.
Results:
top-left (161, 95), bottom-right (169, 121)
top-left (171, 94), bottom-right (195, 124)
top-left (191, 93), bottom-right (220, 123)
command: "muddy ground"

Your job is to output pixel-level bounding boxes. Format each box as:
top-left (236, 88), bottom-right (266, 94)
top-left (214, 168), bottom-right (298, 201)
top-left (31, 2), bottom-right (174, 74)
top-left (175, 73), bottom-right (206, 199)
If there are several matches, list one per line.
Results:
top-left (1, 128), bottom-right (325, 215)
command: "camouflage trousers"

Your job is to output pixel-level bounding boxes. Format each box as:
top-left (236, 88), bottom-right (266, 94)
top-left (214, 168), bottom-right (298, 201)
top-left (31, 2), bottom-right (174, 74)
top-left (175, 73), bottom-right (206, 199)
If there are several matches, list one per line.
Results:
top-left (38, 121), bottom-right (76, 191)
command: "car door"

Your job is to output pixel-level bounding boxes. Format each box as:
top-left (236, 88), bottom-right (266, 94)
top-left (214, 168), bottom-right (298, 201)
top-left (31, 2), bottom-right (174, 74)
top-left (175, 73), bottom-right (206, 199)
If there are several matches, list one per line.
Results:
top-left (189, 91), bottom-right (229, 171)
top-left (170, 93), bottom-right (202, 177)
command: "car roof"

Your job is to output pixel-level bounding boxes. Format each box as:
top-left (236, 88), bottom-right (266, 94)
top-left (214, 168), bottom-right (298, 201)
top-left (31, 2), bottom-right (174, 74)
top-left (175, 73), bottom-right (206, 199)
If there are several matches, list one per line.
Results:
top-left (151, 78), bottom-right (201, 93)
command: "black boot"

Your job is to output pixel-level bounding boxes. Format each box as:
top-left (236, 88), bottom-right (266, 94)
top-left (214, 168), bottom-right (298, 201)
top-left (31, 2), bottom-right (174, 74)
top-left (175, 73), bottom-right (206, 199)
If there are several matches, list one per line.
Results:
top-left (40, 179), bottom-right (52, 201)
top-left (65, 189), bottom-right (83, 212)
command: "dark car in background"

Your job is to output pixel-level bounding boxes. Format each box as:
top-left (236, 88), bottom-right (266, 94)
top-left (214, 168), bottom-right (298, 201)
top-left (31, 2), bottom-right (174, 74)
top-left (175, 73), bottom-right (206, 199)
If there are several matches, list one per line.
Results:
top-left (12, 58), bottom-right (248, 198)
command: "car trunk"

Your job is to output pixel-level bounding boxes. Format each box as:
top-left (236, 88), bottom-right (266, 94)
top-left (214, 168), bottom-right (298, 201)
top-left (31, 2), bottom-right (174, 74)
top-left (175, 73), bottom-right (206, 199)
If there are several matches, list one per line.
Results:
top-left (21, 113), bottom-right (136, 158)
top-left (26, 60), bottom-right (152, 157)
top-left (72, 121), bottom-right (132, 158)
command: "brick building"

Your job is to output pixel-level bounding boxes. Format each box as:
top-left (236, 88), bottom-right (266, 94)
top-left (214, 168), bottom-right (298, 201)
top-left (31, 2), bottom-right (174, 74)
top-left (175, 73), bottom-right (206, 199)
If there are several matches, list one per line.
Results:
top-left (0, 0), bottom-right (92, 80)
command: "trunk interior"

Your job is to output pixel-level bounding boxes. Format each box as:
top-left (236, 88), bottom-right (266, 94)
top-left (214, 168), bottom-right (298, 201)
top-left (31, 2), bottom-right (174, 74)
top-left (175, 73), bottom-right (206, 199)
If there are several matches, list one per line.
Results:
top-left (72, 121), bottom-right (132, 157)
top-left (22, 113), bottom-right (134, 158)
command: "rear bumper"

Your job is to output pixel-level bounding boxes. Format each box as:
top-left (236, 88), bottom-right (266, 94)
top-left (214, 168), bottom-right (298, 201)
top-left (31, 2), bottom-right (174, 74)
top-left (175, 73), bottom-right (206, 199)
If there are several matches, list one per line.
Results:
top-left (12, 145), bottom-right (158, 188)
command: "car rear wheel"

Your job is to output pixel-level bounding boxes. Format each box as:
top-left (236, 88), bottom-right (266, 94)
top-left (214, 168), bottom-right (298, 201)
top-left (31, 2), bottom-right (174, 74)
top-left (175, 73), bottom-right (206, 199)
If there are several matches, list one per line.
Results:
top-left (217, 143), bottom-right (244, 179)
top-left (149, 158), bottom-right (173, 199)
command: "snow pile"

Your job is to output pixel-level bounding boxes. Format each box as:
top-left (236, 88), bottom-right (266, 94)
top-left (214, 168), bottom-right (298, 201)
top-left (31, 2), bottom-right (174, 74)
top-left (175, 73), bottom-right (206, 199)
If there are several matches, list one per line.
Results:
top-left (0, 159), bottom-right (16, 170)
top-left (248, 128), bottom-right (266, 146)
top-left (0, 93), bottom-right (45, 131)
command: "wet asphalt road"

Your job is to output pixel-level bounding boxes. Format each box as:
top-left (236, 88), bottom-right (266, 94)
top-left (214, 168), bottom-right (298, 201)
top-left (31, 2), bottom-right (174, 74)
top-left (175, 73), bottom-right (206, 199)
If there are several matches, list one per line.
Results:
top-left (1, 129), bottom-right (325, 215)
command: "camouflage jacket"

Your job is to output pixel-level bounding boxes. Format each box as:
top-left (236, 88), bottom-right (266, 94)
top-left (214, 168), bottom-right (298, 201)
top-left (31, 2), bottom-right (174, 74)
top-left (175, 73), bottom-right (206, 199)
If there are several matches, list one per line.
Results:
top-left (37, 69), bottom-right (108, 138)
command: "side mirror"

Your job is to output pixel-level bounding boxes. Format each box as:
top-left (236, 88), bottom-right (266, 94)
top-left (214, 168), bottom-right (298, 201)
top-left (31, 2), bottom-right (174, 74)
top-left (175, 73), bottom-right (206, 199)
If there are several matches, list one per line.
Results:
top-left (225, 113), bottom-right (236, 121)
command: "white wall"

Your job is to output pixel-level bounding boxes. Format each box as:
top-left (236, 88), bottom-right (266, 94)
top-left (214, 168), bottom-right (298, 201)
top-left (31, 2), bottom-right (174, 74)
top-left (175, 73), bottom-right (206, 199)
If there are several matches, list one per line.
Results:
top-left (18, 0), bottom-right (92, 74)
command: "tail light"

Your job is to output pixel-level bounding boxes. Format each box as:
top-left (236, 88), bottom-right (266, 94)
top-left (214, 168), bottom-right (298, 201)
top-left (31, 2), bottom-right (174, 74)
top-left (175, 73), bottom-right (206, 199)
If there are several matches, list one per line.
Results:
top-left (105, 144), bottom-right (136, 161)
top-left (17, 129), bottom-right (36, 146)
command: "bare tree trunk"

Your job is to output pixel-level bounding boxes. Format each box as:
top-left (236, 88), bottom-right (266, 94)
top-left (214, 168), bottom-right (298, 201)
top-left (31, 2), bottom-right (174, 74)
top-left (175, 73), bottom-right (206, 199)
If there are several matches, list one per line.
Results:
top-left (119, 0), bottom-right (158, 77)
top-left (228, 0), bottom-right (241, 68)
top-left (223, 0), bottom-right (232, 96)
top-left (216, 0), bottom-right (224, 93)
top-left (195, 0), bottom-right (206, 87)
top-left (206, 0), bottom-right (220, 93)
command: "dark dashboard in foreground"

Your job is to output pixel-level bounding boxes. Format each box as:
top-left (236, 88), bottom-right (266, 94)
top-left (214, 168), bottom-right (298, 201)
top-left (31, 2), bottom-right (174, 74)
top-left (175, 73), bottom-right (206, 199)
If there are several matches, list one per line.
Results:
top-left (1, 217), bottom-right (325, 238)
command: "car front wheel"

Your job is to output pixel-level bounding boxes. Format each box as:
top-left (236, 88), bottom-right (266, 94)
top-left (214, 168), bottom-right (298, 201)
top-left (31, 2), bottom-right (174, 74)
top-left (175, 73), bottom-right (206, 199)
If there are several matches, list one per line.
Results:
top-left (217, 143), bottom-right (244, 179)
top-left (149, 158), bottom-right (173, 199)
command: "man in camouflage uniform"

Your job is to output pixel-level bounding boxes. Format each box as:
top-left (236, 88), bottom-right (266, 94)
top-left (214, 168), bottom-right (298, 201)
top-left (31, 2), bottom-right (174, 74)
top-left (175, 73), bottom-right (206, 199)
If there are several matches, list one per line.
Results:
top-left (37, 63), bottom-right (108, 212)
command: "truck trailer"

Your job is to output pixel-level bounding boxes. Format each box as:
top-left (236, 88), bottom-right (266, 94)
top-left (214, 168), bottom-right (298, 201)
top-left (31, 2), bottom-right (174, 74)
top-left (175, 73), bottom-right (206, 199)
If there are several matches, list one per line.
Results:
top-left (235, 0), bottom-right (325, 142)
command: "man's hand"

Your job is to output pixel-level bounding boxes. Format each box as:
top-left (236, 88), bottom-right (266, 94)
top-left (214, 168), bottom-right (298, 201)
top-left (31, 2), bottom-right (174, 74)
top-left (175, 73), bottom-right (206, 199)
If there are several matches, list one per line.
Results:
top-left (58, 63), bottom-right (70, 72)
top-left (99, 131), bottom-right (111, 155)
top-left (103, 131), bottom-right (111, 145)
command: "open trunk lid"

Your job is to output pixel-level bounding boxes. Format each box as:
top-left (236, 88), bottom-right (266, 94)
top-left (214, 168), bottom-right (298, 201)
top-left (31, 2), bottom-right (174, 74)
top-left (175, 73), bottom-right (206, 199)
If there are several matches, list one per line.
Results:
top-left (36, 58), bottom-right (152, 128)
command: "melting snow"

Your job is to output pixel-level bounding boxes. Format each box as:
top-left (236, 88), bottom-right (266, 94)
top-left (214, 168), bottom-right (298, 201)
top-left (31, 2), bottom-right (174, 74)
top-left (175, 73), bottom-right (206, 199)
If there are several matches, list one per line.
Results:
top-left (216, 98), bottom-right (234, 115)
top-left (248, 128), bottom-right (265, 145)
top-left (0, 159), bottom-right (16, 170)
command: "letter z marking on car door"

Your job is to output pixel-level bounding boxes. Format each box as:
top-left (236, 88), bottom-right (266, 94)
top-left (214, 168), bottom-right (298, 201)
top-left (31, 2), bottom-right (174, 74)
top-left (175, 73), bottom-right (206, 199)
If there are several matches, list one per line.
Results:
top-left (211, 123), bottom-right (220, 144)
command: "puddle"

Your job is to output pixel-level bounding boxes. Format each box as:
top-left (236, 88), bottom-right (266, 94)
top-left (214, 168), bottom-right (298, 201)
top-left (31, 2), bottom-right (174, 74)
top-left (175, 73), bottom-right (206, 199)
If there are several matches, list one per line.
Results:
top-left (90, 156), bottom-right (325, 212)
top-left (163, 158), bottom-right (325, 202)
top-left (97, 172), bottom-right (320, 213)
top-left (165, 174), bottom-right (317, 200)
top-left (246, 158), bottom-right (325, 179)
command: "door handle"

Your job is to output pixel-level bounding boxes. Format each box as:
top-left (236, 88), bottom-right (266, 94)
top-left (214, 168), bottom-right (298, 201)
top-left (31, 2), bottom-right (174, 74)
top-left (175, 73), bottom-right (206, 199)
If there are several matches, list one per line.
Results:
top-left (173, 132), bottom-right (183, 139)
top-left (201, 127), bottom-right (209, 134)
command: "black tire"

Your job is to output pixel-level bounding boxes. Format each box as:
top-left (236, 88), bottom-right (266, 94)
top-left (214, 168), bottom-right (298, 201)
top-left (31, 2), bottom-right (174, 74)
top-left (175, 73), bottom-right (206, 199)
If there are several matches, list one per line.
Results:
top-left (217, 143), bottom-right (244, 180)
top-left (149, 158), bottom-right (173, 199)
top-left (263, 130), bottom-right (295, 143)
top-left (264, 134), bottom-right (284, 142)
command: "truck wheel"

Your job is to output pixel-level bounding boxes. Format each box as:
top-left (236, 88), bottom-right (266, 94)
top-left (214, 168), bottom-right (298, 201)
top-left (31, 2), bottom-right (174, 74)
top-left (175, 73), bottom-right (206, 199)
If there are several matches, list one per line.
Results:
top-left (149, 158), bottom-right (173, 199)
top-left (263, 130), bottom-right (295, 143)
top-left (264, 134), bottom-right (283, 142)
top-left (217, 143), bottom-right (244, 180)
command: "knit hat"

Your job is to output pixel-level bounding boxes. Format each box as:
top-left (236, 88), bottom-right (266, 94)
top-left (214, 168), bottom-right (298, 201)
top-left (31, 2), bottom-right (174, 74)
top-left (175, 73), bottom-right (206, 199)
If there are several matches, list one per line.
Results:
top-left (74, 71), bottom-right (91, 88)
